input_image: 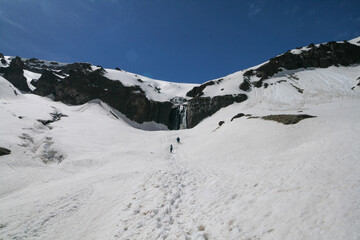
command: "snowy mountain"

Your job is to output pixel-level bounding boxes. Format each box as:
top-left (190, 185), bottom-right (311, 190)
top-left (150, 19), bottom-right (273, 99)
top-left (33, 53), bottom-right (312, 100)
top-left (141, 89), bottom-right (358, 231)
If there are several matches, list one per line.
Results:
top-left (1, 38), bottom-right (360, 130)
top-left (0, 37), bottom-right (360, 239)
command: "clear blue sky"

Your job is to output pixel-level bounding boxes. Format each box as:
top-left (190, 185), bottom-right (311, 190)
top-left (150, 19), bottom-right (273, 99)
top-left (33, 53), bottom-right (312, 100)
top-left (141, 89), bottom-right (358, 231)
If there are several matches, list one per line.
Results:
top-left (1, 0), bottom-right (359, 83)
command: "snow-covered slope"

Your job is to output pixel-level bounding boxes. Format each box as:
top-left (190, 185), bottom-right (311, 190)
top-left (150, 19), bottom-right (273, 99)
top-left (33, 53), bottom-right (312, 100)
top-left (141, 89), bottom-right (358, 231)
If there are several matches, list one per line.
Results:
top-left (0, 75), bottom-right (359, 239)
top-left (0, 36), bottom-right (360, 239)
top-left (0, 76), bottom-right (22, 99)
top-left (201, 65), bottom-right (360, 108)
top-left (349, 36), bottom-right (360, 46)
top-left (104, 68), bottom-right (197, 102)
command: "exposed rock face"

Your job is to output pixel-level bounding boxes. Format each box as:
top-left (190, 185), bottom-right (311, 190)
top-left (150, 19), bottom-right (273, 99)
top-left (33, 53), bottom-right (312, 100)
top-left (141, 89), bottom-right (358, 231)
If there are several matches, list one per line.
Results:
top-left (23, 58), bottom-right (91, 76)
top-left (32, 70), bottom-right (60, 96)
top-left (0, 147), bottom-right (11, 156)
top-left (32, 68), bottom-right (248, 129)
top-left (239, 79), bottom-right (251, 91)
top-left (34, 69), bottom-right (173, 126)
top-left (186, 78), bottom-right (223, 98)
top-left (0, 53), bottom-right (7, 65)
top-left (186, 94), bottom-right (247, 128)
top-left (3, 57), bottom-right (30, 92)
top-left (243, 41), bottom-right (360, 87)
top-left (186, 81), bottom-right (215, 98)
top-left (59, 62), bottom-right (92, 75)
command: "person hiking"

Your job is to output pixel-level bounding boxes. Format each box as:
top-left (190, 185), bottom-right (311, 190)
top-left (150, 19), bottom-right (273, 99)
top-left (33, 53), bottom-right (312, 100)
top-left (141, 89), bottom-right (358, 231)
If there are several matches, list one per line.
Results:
top-left (170, 144), bottom-right (173, 153)
top-left (176, 137), bottom-right (180, 143)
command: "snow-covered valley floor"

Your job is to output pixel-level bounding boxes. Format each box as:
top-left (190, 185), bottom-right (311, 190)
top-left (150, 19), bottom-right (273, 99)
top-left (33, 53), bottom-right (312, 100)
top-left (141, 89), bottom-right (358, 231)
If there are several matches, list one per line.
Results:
top-left (1, 79), bottom-right (360, 239)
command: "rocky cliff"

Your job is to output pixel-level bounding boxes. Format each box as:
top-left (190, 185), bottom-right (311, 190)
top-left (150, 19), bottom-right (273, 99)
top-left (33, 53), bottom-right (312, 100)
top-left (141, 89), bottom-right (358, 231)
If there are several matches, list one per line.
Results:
top-left (34, 68), bottom-right (174, 127)
top-left (186, 94), bottom-right (248, 128)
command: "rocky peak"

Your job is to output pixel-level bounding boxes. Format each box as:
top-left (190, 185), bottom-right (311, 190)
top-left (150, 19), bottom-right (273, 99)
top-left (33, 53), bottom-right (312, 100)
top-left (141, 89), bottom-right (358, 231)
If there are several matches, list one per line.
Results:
top-left (32, 70), bottom-right (61, 96)
top-left (60, 62), bottom-right (92, 75)
top-left (0, 53), bottom-right (6, 65)
top-left (2, 56), bottom-right (30, 92)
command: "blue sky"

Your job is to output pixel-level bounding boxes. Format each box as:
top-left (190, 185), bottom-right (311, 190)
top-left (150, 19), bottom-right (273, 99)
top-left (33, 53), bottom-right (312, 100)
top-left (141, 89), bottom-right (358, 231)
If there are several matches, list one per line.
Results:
top-left (1, 0), bottom-right (359, 83)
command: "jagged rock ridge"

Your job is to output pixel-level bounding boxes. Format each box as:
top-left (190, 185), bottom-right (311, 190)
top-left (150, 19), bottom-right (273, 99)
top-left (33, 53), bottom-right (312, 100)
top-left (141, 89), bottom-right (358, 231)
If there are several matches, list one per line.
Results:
top-left (242, 41), bottom-right (360, 88)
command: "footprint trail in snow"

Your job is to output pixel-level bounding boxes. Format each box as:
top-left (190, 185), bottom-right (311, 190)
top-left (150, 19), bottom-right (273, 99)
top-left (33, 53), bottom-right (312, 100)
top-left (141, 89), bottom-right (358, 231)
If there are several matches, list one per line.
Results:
top-left (115, 142), bottom-right (209, 240)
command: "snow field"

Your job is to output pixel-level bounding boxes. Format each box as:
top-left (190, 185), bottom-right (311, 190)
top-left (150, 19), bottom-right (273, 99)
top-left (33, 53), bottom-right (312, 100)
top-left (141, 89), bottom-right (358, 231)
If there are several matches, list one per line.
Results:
top-left (0, 53), bottom-right (360, 239)
top-left (1, 93), bottom-right (359, 239)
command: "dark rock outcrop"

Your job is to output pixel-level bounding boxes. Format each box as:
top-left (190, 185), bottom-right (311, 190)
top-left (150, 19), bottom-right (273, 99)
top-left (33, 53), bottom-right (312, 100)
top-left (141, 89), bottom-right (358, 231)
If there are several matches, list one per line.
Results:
top-left (23, 59), bottom-right (92, 76)
top-left (0, 147), bottom-right (11, 156)
top-left (0, 53), bottom-right (7, 65)
top-left (186, 79), bottom-right (223, 98)
top-left (186, 81), bottom-right (215, 98)
top-left (32, 70), bottom-right (60, 95)
top-left (38, 111), bottom-right (68, 125)
top-left (261, 114), bottom-right (315, 125)
top-left (186, 94), bottom-right (247, 128)
top-left (3, 57), bottom-right (30, 92)
top-left (239, 78), bottom-right (251, 91)
top-left (231, 113), bottom-right (245, 121)
top-left (59, 62), bottom-right (92, 75)
top-left (244, 41), bottom-right (360, 87)
top-left (34, 69), bottom-right (173, 127)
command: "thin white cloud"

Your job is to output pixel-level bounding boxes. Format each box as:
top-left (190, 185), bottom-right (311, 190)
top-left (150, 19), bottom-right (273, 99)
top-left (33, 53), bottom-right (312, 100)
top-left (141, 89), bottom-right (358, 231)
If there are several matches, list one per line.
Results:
top-left (285, 5), bottom-right (299, 16)
top-left (0, 11), bottom-right (24, 30)
top-left (353, 16), bottom-right (360, 24)
top-left (248, 3), bottom-right (261, 17)
top-left (307, 9), bottom-right (316, 16)
top-left (335, 31), bottom-right (349, 40)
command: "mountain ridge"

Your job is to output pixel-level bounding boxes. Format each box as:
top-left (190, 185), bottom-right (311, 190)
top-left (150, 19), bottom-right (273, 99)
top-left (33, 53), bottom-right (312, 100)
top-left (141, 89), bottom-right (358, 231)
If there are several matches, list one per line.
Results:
top-left (1, 36), bottom-right (359, 130)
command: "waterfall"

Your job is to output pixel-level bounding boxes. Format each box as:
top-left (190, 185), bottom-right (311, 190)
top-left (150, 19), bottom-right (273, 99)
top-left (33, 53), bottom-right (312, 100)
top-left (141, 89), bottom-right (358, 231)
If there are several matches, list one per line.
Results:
top-left (179, 104), bottom-right (187, 129)
top-left (169, 97), bottom-right (188, 130)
